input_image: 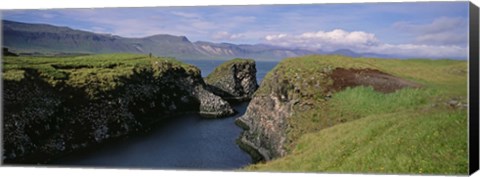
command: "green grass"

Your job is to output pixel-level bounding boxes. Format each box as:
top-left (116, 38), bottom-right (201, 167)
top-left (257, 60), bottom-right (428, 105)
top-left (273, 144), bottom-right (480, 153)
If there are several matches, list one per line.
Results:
top-left (3, 53), bottom-right (199, 98)
top-left (248, 107), bottom-right (467, 175)
top-left (257, 55), bottom-right (467, 97)
top-left (244, 55), bottom-right (468, 174)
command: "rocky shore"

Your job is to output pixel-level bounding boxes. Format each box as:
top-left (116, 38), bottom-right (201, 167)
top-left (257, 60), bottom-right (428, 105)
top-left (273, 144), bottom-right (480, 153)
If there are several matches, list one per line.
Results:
top-left (2, 58), bottom-right (235, 164)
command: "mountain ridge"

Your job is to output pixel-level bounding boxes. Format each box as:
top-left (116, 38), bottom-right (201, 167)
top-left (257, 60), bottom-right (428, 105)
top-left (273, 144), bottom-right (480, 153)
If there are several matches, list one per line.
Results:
top-left (3, 20), bottom-right (394, 60)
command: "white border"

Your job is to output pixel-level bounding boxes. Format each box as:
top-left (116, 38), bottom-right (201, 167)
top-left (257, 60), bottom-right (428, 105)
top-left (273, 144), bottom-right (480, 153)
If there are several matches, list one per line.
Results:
top-left (0, 0), bottom-right (478, 177)
top-left (0, 0), bottom-right (474, 9)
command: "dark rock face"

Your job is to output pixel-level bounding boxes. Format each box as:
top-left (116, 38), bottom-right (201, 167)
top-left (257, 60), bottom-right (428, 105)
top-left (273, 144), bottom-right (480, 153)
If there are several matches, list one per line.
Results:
top-left (2, 64), bottom-right (234, 164)
top-left (205, 59), bottom-right (259, 101)
top-left (236, 73), bottom-right (295, 162)
top-left (236, 94), bottom-right (293, 162)
top-left (196, 87), bottom-right (235, 118)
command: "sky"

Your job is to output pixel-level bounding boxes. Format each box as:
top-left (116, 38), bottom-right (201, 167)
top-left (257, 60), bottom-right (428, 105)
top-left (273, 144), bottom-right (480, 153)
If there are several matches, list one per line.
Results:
top-left (2, 2), bottom-right (470, 59)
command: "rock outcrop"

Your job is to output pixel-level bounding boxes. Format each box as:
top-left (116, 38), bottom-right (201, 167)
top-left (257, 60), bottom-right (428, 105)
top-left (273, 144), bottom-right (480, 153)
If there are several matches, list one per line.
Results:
top-left (236, 56), bottom-right (422, 162)
top-left (2, 61), bottom-right (234, 164)
top-left (235, 70), bottom-right (297, 162)
top-left (205, 59), bottom-right (259, 101)
top-left (2, 47), bottom-right (18, 56)
top-left (236, 93), bottom-right (293, 162)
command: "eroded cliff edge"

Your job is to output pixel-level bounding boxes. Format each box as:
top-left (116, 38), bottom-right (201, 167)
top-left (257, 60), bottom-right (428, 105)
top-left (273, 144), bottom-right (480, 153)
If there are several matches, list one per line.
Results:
top-left (2, 55), bottom-right (234, 163)
top-left (236, 55), bottom-right (422, 162)
top-left (205, 59), bottom-right (259, 102)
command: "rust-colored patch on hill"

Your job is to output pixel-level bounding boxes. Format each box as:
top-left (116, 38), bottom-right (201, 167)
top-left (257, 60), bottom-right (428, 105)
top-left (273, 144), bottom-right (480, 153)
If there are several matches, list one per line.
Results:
top-left (330, 68), bottom-right (422, 93)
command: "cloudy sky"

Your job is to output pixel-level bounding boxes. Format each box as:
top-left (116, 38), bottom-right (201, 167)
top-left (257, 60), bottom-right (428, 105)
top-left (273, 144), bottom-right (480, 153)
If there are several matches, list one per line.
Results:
top-left (2, 2), bottom-right (469, 59)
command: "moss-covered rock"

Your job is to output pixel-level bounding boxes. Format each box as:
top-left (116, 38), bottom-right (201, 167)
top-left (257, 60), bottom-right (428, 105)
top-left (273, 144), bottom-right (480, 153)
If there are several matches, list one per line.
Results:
top-left (2, 54), bottom-right (234, 163)
top-left (205, 58), bottom-right (259, 101)
top-left (236, 55), bottom-right (423, 162)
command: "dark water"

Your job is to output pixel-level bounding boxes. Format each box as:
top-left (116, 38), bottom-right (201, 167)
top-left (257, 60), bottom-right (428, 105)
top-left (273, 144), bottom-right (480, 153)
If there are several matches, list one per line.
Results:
top-left (50, 60), bottom-right (279, 170)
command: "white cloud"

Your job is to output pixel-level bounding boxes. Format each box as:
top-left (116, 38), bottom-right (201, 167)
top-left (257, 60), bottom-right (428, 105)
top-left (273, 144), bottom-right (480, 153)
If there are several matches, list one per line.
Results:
top-left (53, 9), bottom-right (259, 41)
top-left (52, 9), bottom-right (203, 37)
top-left (40, 13), bottom-right (56, 19)
top-left (393, 17), bottom-right (468, 46)
top-left (264, 29), bottom-right (379, 51)
top-left (171, 11), bottom-right (201, 19)
top-left (212, 31), bottom-right (246, 41)
top-left (415, 32), bottom-right (466, 46)
top-left (394, 17), bottom-right (466, 34)
top-left (88, 26), bottom-right (110, 34)
top-left (367, 43), bottom-right (467, 59)
top-left (264, 33), bottom-right (288, 41)
top-left (263, 29), bottom-right (467, 58)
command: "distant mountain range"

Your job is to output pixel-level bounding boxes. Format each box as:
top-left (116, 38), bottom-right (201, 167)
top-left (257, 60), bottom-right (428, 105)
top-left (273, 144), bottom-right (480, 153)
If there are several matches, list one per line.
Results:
top-left (2, 20), bottom-right (395, 60)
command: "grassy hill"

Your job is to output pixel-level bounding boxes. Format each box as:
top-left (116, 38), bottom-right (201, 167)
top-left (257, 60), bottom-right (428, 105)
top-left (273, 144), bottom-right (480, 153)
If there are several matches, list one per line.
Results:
top-left (2, 53), bottom-right (198, 98)
top-left (2, 20), bottom-right (315, 60)
top-left (242, 55), bottom-right (468, 175)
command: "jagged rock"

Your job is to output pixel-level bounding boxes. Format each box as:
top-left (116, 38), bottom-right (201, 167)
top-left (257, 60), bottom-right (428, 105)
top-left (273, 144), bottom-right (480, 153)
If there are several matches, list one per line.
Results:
top-left (195, 86), bottom-right (235, 118)
top-left (2, 61), bottom-right (234, 164)
top-left (205, 58), bottom-right (259, 101)
top-left (236, 93), bottom-right (293, 161)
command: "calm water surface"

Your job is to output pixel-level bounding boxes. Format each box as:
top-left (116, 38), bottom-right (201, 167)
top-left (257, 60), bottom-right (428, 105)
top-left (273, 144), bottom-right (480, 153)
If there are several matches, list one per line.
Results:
top-left (50, 60), bottom-right (278, 170)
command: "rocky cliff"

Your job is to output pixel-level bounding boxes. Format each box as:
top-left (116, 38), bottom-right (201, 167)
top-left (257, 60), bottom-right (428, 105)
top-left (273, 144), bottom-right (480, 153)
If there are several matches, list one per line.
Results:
top-left (2, 55), bottom-right (234, 163)
top-left (236, 55), bottom-right (422, 162)
top-left (205, 59), bottom-right (259, 102)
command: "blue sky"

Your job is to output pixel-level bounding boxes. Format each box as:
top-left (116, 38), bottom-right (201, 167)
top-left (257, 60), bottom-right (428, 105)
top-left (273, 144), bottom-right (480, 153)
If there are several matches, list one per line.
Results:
top-left (2, 2), bottom-right (469, 58)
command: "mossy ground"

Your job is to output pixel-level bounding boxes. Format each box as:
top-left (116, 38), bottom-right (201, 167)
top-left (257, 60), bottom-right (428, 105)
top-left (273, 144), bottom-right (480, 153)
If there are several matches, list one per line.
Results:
top-left (244, 55), bottom-right (468, 175)
top-left (3, 53), bottom-right (199, 98)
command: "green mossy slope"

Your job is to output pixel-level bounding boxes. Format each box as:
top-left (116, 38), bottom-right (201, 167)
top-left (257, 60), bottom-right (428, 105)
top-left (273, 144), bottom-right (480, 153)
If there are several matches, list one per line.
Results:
top-left (3, 53), bottom-right (199, 99)
top-left (241, 55), bottom-right (468, 175)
